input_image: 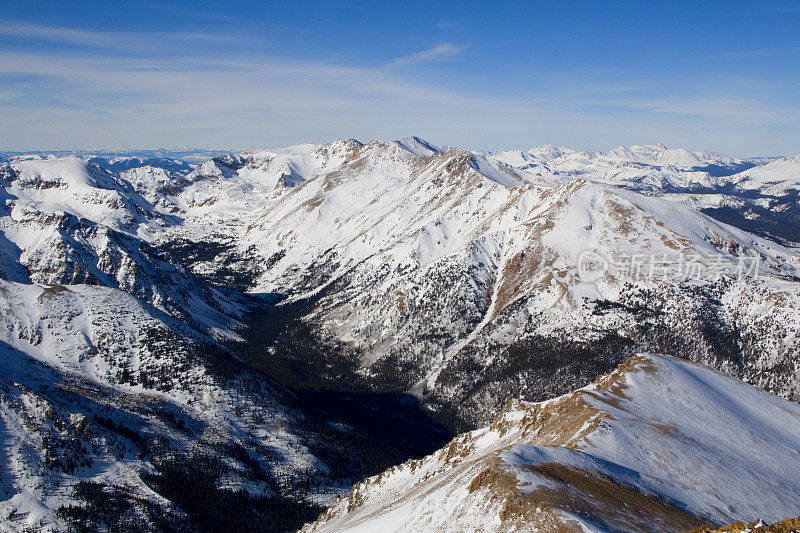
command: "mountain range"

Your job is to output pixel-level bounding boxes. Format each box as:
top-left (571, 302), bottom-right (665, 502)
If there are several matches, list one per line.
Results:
top-left (1, 138), bottom-right (799, 531)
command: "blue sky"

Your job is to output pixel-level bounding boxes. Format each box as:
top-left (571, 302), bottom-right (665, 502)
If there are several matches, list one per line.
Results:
top-left (1, 1), bottom-right (799, 156)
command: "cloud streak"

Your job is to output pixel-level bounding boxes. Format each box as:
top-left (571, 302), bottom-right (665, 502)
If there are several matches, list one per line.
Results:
top-left (0, 22), bottom-right (242, 52)
top-left (385, 43), bottom-right (463, 68)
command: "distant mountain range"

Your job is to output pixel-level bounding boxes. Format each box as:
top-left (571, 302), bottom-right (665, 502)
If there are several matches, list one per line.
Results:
top-left (0, 149), bottom-right (234, 164)
top-left (1, 138), bottom-right (799, 531)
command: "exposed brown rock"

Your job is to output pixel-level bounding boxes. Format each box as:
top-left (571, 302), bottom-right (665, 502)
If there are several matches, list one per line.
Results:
top-left (685, 516), bottom-right (800, 533)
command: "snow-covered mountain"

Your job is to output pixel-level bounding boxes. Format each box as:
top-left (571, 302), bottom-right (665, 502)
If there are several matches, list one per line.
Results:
top-left (0, 156), bottom-right (241, 336)
top-left (0, 261), bottom-right (449, 530)
top-left (303, 354), bottom-right (800, 532)
top-left (490, 145), bottom-right (800, 245)
top-left (0, 148), bottom-right (455, 530)
top-left (8, 140), bottom-right (800, 429)
top-left (2, 138), bottom-right (800, 530)
top-left (137, 138), bottom-right (800, 429)
top-left (729, 155), bottom-right (800, 196)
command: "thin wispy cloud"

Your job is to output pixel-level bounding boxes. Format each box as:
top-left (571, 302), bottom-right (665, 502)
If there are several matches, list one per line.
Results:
top-left (0, 22), bottom-right (248, 52)
top-left (631, 97), bottom-right (798, 123)
top-left (385, 43), bottom-right (463, 68)
top-left (122, 1), bottom-right (255, 24)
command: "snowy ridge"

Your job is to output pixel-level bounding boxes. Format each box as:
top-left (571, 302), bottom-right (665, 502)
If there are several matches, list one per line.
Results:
top-left (489, 144), bottom-right (793, 194)
top-left (731, 155), bottom-right (800, 195)
top-left (1, 155), bottom-right (248, 339)
top-left (7, 157), bottom-right (163, 237)
top-left (303, 354), bottom-right (800, 532)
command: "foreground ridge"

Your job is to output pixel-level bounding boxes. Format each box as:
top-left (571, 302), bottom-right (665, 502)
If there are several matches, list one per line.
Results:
top-left (303, 354), bottom-right (800, 532)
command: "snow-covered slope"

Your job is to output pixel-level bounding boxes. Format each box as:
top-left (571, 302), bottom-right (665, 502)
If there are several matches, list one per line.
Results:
top-left (1, 156), bottom-right (245, 338)
top-left (490, 144), bottom-right (743, 197)
top-left (6, 157), bottom-right (161, 234)
top-left (490, 145), bottom-right (800, 245)
top-left (729, 156), bottom-right (800, 196)
top-left (0, 278), bottom-right (329, 531)
top-left (88, 155), bottom-right (194, 175)
top-left (303, 354), bottom-right (800, 532)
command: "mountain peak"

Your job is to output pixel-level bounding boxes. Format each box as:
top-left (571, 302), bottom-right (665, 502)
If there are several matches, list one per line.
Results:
top-left (394, 136), bottom-right (440, 157)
